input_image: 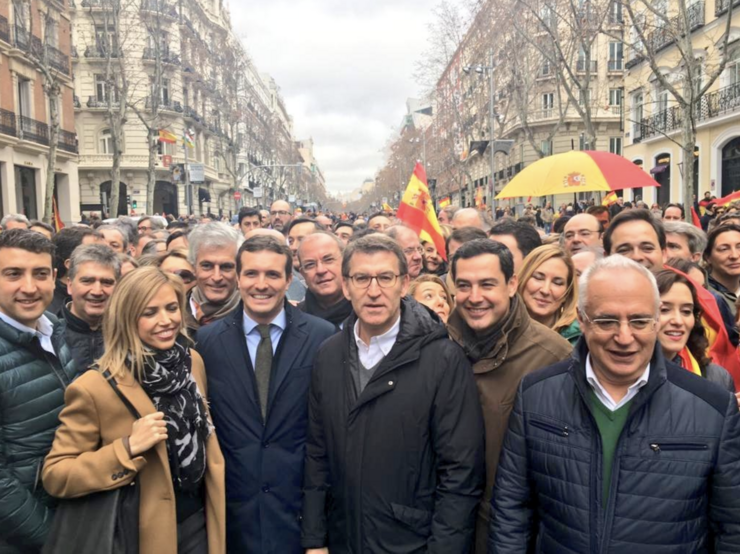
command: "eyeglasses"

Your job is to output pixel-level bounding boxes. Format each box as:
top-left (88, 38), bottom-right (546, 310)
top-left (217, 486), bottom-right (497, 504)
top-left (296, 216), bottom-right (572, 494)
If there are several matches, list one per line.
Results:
top-left (563, 229), bottom-right (599, 241)
top-left (403, 246), bottom-right (424, 256)
top-left (581, 313), bottom-right (657, 334)
top-left (171, 269), bottom-right (196, 284)
top-left (138, 226), bottom-right (152, 232)
top-left (271, 210), bottom-right (291, 217)
top-left (346, 273), bottom-right (404, 289)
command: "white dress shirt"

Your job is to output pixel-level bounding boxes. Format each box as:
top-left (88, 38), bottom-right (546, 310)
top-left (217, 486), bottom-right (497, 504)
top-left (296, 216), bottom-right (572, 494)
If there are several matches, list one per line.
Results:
top-left (353, 316), bottom-right (401, 369)
top-left (242, 309), bottom-right (287, 370)
top-left (0, 311), bottom-right (56, 355)
top-left (586, 354), bottom-right (650, 411)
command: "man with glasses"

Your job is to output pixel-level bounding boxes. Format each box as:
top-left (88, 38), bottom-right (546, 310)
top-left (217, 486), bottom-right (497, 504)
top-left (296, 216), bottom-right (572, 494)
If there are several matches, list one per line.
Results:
top-left (446, 239), bottom-right (571, 553)
top-left (136, 215), bottom-right (163, 235)
top-left (562, 213), bottom-right (603, 256)
top-left (270, 200), bottom-right (293, 232)
top-left (490, 255), bottom-right (740, 552)
top-left (386, 224), bottom-right (424, 278)
top-left (303, 234), bottom-right (485, 553)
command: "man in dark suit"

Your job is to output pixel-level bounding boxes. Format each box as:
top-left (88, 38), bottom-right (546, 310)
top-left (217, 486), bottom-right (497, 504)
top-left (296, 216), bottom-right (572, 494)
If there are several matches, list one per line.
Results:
top-left (197, 235), bottom-right (335, 554)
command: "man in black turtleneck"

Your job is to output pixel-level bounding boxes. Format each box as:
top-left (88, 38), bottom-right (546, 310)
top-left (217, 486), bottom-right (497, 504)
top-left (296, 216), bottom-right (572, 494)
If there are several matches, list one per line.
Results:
top-left (49, 227), bottom-right (104, 316)
top-left (297, 232), bottom-right (353, 329)
top-left (60, 244), bottom-right (120, 370)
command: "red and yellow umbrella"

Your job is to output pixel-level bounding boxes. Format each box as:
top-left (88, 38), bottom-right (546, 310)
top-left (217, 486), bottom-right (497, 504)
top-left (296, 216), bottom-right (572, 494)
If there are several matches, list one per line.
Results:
top-left (495, 151), bottom-right (660, 199)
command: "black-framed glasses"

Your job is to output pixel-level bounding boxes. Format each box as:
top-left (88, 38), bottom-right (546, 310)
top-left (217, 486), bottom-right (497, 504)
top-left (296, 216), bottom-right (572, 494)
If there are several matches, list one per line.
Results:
top-left (581, 313), bottom-right (657, 334)
top-left (271, 210), bottom-right (291, 217)
top-left (346, 273), bottom-right (404, 289)
top-left (171, 269), bottom-right (196, 284)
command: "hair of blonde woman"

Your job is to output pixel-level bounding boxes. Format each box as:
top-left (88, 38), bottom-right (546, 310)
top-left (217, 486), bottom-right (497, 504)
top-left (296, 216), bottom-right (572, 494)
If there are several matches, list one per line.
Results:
top-left (517, 244), bottom-right (578, 332)
top-left (97, 266), bottom-right (189, 382)
top-left (155, 247), bottom-right (193, 269)
top-left (408, 274), bottom-right (454, 312)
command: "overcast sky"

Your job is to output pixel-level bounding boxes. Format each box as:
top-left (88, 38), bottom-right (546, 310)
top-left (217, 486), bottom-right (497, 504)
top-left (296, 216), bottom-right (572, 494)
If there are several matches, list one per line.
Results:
top-left (230, 0), bottom-right (437, 196)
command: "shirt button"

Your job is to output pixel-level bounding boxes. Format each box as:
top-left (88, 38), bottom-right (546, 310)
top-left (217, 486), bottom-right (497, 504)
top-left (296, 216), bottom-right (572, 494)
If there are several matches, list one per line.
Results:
top-left (262, 442), bottom-right (270, 449)
top-left (111, 474), bottom-right (118, 480)
top-left (388, 381), bottom-right (394, 386)
top-left (262, 486), bottom-right (271, 493)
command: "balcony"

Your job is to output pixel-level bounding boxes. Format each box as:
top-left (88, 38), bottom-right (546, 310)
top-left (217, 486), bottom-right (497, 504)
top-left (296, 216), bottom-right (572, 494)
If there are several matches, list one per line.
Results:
top-left (625, 53), bottom-right (645, 69)
top-left (646, 1), bottom-right (704, 53)
top-left (140, 0), bottom-right (178, 19)
top-left (0, 14), bottom-right (9, 45)
top-left (57, 129), bottom-right (78, 153)
top-left (87, 95), bottom-right (120, 109)
top-left (183, 104), bottom-right (206, 125)
top-left (17, 115), bottom-right (49, 146)
top-left (84, 44), bottom-right (121, 58)
top-left (716, 0), bottom-right (740, 16)
top-left (142, 47), bottom-right (180, 65)
top-left (576, 59), bottom-right (597, 73)
top-left (13, 24), bottom-right (29, 50)
top-left (80, 0), bottom-right (114, 8)
top-left (0, 109), bottom-right (16, 137)
top-left (47, 44), bottom-right (70, 75)
top-left (608, 59), bottom-right (623, 72)
top-left (144, 97), bottom-right (182, 112)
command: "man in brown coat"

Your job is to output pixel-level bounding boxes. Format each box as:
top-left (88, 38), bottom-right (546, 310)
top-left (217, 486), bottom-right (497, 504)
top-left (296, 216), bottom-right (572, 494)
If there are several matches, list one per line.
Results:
top-left (447, 239), bottom-right (572, 554)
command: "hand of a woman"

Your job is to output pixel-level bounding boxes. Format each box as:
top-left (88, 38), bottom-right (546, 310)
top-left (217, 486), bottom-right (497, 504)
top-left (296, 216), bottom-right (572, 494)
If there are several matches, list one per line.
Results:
top-left (129, 412), bottom-right (168, 457)
top-left (735, 392), bottom-right (740, 410)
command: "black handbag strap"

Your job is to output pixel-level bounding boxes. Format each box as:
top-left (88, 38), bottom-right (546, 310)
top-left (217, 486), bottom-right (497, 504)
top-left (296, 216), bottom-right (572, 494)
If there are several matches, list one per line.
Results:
top-left (102, 370), bottom-right (142, 420)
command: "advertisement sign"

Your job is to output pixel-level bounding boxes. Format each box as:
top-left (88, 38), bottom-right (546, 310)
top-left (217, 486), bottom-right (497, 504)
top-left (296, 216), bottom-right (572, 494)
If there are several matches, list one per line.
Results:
top-left (189, 163), bottom-right (205, 184)
top-left (288, 194), bottom-right (296, 203)
top-left (253, 186), bottom-right (263, 199)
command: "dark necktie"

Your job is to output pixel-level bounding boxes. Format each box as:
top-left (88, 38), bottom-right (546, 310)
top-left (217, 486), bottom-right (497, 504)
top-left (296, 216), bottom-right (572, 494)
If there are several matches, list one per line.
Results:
top-left (255, 324), bottom-right (273, 421)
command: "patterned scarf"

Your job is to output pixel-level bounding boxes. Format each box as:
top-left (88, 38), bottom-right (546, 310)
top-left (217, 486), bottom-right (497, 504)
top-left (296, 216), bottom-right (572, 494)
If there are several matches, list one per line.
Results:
top-left (191, 286), bottom-right (241, 326)
top-left (134, 339), bottom-right (213, 493)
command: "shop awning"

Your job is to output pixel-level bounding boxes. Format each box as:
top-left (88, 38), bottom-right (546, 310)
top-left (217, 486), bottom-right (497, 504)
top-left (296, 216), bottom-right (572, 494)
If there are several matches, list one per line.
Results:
top-left (650, 163), bottom-right (669, 175)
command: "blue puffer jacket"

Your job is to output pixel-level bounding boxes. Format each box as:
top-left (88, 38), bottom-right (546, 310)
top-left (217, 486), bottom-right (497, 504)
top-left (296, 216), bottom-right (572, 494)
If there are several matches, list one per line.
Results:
top-left (0, 314), bottom-right (78, 553)
top-left (489, 339), bottom-right (740, 554)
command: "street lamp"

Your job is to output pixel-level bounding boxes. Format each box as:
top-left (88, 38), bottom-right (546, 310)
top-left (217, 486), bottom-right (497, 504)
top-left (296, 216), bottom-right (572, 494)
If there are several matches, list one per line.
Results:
top-left (464, 49), bottom-right (497, 215)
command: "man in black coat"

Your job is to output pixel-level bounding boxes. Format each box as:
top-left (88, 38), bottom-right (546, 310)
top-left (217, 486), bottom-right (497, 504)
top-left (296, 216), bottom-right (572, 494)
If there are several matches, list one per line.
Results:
top-left (489, 255), bottom-right (740, 553)
top-left (59, 244), bottom-right (120, 371)
top-left (302, 234), bottom-right (485, 554)
top-left (197, 235), bottom-right (335, 554)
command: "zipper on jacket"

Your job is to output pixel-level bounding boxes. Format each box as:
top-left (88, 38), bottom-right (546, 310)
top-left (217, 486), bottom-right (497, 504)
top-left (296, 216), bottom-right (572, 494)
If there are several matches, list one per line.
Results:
top-left (530, 419), bottom-right (569, 437)
top-left (649, 442), bottom-right (708, 453)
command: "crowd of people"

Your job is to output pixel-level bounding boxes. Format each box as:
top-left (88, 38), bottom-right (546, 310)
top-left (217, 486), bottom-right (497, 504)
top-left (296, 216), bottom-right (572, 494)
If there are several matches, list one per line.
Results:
top-left (1, 194), bottom-right (740, 554)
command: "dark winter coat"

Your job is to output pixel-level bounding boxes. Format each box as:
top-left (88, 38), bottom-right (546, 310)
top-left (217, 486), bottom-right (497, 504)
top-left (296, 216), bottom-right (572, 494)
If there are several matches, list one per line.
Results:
top-left (196, 302), bottom-right (335, 554)
top-left (0, 313), bottom-right (78, 553)
top-left (489, 338), bottom-right (740, 553)
top-left (59, 303), bottom-right (105, 371)
top-left (302, 298), bottom-right (486, 553)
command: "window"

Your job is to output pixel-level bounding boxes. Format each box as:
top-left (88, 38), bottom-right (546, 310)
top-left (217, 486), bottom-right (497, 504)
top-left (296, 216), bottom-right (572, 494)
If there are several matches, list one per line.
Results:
top-left (632, 92), bottom-right (644, 137)
top-left (610, 137), bottom-right (622, 155)
top-left (542, 92), bottom-right (554, 115)
top-left (540, 4), bottom-right (556, 28)
top-left (95, 74), bottom-right (118, 103)
top-left (99, 129), bottom-right (113, 154)
top-left (608, 42), bottom-right (623, 71)
top-left (541, 139), bottom-right (553, 156)
top-left (17, 78), bottom-right (31, 118)
top-left (609, 88), bottom-right (623, 107)
top-left (541, 59), bottom-right (551, 76)
top-left (609, 0), bottom-right (623, 24)
top-left (45, 19), bottom-right (58, 48)
top-left (656, 86), bottom-right (669, 113)
top-left (579, 89), bottom-right (591, 106)
top-left (724, 50), bottom-right (740, 87)
top-left (148, 31), bottom-right (170, 56)
top-left (95, 26), bottom-right (118, 55)
top-left (161, 79), bottom-right (170, 105)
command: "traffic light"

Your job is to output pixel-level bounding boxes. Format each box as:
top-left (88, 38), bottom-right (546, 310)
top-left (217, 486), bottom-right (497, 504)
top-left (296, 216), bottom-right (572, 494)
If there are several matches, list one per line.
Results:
top-left (127, 195), bottom-right (131, 205)
top-left (132, 200), bottom-right (138, 209)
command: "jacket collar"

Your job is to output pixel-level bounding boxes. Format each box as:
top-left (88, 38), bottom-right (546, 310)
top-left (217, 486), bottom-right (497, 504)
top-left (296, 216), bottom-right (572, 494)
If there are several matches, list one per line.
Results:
top-left (62, 302), bottom-right (99, 334)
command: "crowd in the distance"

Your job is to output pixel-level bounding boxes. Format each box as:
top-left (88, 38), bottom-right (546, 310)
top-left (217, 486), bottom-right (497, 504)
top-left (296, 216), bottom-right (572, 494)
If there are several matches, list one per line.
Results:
top-left (1, 193), bottom-right (739, 554)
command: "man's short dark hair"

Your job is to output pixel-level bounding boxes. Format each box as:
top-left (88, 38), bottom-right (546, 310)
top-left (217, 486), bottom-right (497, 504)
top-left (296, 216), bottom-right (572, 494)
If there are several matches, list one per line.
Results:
top-left (348, 228), bottom-right (380, 242)
top-left (29, 220), bottom-right (56, 237)
top-left (553, 216), bottom-right (571, 234)
top-left (342, 234), bottom-right (408, 277)
top-left (53, 227), bottom-right (98, 279)
top-left (445, 226), bottom-right (487, 254)
top-left (165, 229), bottom-right (189, 249)
top-left (451, 238), bottom-right (514, 282)
top-left (586, 205), bottom-right (609, 218)
top-left (603, 209), bottom-right (666, 254)
top-left (285, 217), bottom-right (324, 236)
top-left (488, 220), bottom-right (542, 259)
top-left (167, 221), bottom-right (189, 231)
top-left (368, 212), bottom-right (390, 225)
top-left (334, 221), bottom-right (353, 232)
top-left (237, 235), bottom-right (293, 277)
top-left (238, 207), bottom-right (261, 226)
top-left (0, 229), bottom-right (55, 264)
top-left (663, 203), bottom-right (685, 218)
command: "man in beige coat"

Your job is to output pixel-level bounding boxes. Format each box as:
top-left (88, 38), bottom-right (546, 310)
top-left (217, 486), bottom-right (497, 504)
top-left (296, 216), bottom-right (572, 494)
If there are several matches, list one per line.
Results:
top-left (446, 239), bottom-right (572, 554)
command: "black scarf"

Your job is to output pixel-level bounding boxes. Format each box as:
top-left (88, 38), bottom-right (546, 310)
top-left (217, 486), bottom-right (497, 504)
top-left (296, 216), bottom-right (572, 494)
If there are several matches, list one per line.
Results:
top-left (457, 296), bottom-right (519, 362)
top-left (134, 339), bottom-right (212, 493)
top-left (302, 289), bottom-right (354, 327)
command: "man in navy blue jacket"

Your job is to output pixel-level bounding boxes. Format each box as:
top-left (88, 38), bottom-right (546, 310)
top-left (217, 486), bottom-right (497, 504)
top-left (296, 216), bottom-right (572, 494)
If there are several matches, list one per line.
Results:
top-left (197, 235), bottom-right (335, 553)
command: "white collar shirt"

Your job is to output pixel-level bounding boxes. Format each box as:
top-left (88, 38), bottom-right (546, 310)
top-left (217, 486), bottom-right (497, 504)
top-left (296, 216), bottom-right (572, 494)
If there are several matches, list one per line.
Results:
top-left (242, 308), bottom-right (287, 370)
top-left (353, 315), bottom-right (401, 369)
top-left (0, 311), bottom-right (56, 356)
top-left (586, 354), bottom-right (650, 411)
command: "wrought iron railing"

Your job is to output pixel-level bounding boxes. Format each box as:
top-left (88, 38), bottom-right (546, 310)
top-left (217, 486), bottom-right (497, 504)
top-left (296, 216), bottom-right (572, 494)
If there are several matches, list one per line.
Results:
top-left (58, 129), bottom-right (77, 153)
top-left (142, 47), bottom-right (180, 65)
top-left (0, 109), bottom-right (16, 137)
top-left (17, 115), bottom-right (49, 145)
top-left (646, 1), bottom-right (704, 53)
top-left (716, 0), bottom-right (740, 16)
top-left (140, 0), bottom-right (178, 18)
top-left (576, 59), bottom-right (597, 73)
top-left (47, 44), bottom-right (70, 75)
top-left (13, 24), bottom-right (29, 49)
top-left (0, 14), bottom-right (10, 44)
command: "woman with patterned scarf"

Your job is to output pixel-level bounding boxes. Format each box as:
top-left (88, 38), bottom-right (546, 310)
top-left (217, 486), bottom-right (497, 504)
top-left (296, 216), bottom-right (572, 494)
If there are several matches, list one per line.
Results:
top-left (43, 267), bottom-right (225, 554)
top-left (655, 269), bottom-right (739, 408)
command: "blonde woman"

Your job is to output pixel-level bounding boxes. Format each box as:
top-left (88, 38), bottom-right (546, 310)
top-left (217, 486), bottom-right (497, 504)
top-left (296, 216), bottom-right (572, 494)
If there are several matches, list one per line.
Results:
top-left (43, 267), bottom-right (225, 554)
top-left (517, 244), bottom-right (581, 345)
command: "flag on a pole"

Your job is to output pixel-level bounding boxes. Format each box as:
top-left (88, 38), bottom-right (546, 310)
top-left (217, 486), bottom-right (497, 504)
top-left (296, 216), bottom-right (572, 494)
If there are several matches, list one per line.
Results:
top-left (52, 197), bottom-right (64, 232)
top-left (396, 163), bottom-right (447, 261)
top-left (713, 189), bottom-right (740, 207)
top-left (158, 129), bottom-right (177, 144)
top-left (475, 187), bottom-right (484, 209)
top-left (184, 129), bottom-right (195, 148)
top-left (438, 196), bottom-right (451, 209)
top-left (602, 191), bottom-right (618, 206)
top-left (691, 207), bottom-right (702, 228)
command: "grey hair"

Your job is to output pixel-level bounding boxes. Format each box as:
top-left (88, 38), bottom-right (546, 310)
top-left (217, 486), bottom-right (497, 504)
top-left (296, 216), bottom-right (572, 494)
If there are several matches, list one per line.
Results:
top-left (342, 233), bottom-right (408, 277)
top-left (578, 255), bottom-right (659, 315)
top-left (97, 224), bottom-right (130, 249)
top-left (68, 244), bottom-right (122, 281)
top-left (663, 221), bottom-right (707, 255)
top-left (297, 231), bottom-right (345, 263)
top-left (187, 221), bottom-right (243, 264)
top-left (1, 214), bottom-right (30, 229)
top-left (573, 245), bottom-right (606, 259)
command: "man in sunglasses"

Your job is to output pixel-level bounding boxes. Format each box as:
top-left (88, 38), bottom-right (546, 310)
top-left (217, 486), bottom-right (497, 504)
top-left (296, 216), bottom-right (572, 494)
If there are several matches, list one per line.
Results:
top-left (489, 256), bottom-right (740, 552)
top-left (303, 234), bottom-right (485, 553)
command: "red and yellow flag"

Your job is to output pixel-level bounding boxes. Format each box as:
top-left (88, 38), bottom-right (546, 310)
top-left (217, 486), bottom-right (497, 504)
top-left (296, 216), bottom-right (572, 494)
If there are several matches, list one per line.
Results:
top-left (52, 197), bottom-right (64, 232)
top-left (438, 196), bottom-right (451, 209)
top-left (602, 191), bottom-right (618, 206)
top-left (158, 129), bottom-right (177, 144)
top-left (714, 189), bottom-right (740, 207)
top-left (475, 187), bottom-right (484, 209)
top-left (396, 163), bottom-right (447, 261)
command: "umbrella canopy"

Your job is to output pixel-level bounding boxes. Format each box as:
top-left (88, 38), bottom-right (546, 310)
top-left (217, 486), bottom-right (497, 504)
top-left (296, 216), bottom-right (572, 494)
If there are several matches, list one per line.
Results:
top-left (495, 151), bottom-right (660, 199)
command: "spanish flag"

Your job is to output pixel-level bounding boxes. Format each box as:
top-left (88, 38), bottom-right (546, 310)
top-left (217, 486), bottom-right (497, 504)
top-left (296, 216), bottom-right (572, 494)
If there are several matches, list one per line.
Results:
top-left (714, 189), bottom-right (740, 207)
top-left (52, 197), bottom-right (64, 232)
top-left (438, 196), bottom-right (451, 209)
top-left (602, 191), bottom-right (618, 206)
top-left (382, 202), bottom-right (393, 212)
top-left (396, 163), bottom-right (447, 261)
top-left (158, 129), bottom-right (177, 144)
top-left (475, 187), bottom-right (484, 209)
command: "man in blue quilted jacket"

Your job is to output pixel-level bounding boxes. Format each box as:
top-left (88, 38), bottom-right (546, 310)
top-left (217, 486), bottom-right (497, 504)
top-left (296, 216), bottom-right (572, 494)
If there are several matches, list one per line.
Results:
top-left (0, 230), bottom-right (78, 552)
top-left (489, 255), bottom-right (740, 553)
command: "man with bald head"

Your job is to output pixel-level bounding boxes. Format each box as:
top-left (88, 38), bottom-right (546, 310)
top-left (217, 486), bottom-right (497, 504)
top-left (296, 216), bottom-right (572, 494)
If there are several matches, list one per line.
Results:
top-left (452, 208), bottom-right (485, 230)
top-left (270, 200), bottom-right (293, 232)
top-left (571, 247), bottom-right (604, 278)
top-left (386, 225), bottom-right (424, 278)
top-left (562, 213), bottom-right (603, 256)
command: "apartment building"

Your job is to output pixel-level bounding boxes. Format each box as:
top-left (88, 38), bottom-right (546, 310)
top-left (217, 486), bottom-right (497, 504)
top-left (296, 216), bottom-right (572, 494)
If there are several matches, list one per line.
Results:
top-left (0, 0), bottom-right (79, 222)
